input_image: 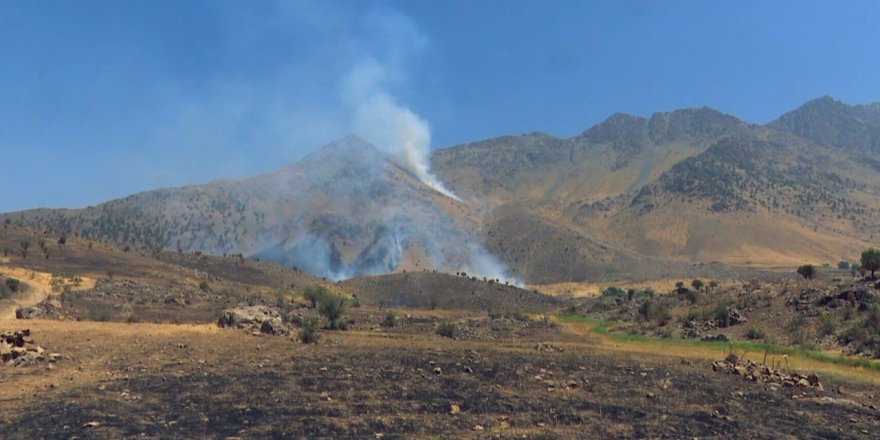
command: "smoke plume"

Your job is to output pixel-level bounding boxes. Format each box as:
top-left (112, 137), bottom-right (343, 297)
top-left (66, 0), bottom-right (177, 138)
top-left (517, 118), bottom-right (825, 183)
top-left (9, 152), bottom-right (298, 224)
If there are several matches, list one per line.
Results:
top-left (344, 58), bottom-right (460, 200)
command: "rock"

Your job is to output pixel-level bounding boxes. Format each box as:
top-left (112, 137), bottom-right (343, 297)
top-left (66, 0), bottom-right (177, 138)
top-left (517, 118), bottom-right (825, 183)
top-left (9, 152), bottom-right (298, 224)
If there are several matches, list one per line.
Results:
top-left (433, 367), bottom-right (442, 375)
top-left (797, 378), bottom-right (811, 387)
top-left (259, 318), bottom-right (290, 336)
top-left (15, 306), bottom-right (44, 320)
top-left (473, 425), bottom-right (484, 431)
top-left (733, 365), bottom-right (747, 376)
top-left (807, 373), bottom-right (820, 386)
top-left (82, 421), bottom-right (101, 428)
top-left (449, 404), bottom-right (460, 415)
top-left (218, 305), bottom-right (281, 328)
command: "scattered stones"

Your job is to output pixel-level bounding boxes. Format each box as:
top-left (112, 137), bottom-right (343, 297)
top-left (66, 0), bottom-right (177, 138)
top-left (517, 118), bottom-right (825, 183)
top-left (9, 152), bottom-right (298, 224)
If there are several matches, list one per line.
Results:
top-left (711, 357), bottom-right (823, 390)
top-left (534, 342), bottom-right (565, 352)
top-left (1, 329), bottom-right (53, 367)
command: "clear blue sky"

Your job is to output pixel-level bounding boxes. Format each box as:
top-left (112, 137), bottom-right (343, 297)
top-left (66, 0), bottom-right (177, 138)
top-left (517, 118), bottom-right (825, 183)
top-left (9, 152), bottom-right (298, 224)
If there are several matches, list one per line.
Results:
top-left (2, 0), bottom-right (879, 211)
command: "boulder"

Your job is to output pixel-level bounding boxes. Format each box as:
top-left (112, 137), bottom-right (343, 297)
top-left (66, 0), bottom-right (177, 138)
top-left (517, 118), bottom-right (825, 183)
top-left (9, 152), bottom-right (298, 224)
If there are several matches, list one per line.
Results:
top-left (218, 305), bottom-right (281, 329)
top-left (260, 318), bottom-right (290, 336)
top-left (15, 306), bottom-right (44, 320)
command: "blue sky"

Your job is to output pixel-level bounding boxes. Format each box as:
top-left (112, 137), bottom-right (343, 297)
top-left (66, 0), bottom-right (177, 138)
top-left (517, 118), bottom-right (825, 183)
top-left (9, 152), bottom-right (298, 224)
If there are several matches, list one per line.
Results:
top-left (1, 0), bottom-right (879, 211)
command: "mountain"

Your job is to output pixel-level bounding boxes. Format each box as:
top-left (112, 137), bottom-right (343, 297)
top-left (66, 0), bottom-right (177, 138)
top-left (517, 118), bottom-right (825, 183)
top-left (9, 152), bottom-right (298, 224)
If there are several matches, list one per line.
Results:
top-left (433, 100), bottom-right (880, 279)
top-left (6, 97), bottom-right (880, 284)
top-left (769, 96), bottom-right (880, 152)
top-left (2, 136), bottom-right (503, 281)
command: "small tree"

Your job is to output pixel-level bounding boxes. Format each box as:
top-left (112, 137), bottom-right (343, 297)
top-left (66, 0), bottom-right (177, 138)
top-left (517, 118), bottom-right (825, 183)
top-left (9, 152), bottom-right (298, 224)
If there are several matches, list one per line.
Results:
top-left (691, 279), bottom-right (704, 292)
top-left (437, 322), bottom-right (457, 338)
top-left (58, 235), bottom-right (67, 248)
top-left (797, 264), bottom-right (816, 280)
top-left (304, 285), bottom-right (331, 308)
top-left (861, 248), bottom-right (880, 279)
top-left (708, 280), bottom-right (719, 291)
top-left (19, 240), bottom-right (30, 259)
top-left (381, 312), bottom-right (397, 328)
top-left (317, 292), bottom-right (348, 329)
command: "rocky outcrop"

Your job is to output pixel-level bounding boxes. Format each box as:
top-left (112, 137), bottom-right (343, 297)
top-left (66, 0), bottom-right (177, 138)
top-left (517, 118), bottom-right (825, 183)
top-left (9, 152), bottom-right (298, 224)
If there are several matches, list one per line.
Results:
top-left (217, 305), bottom-right (289, 336)
top-left (711, 356), bottom-right (823, 390)
top-left (0, 329), bottom-right (60, 367)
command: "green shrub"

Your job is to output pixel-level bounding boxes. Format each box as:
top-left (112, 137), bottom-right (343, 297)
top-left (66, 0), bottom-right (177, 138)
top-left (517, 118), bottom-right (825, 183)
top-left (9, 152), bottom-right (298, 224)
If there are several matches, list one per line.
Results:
top-left (299, 318), bottom-right (321, 344)
top-left (713, 304), bottom-right (731, 327)
top-left (601, 286), bottom-right (625, 298)
top-left (5, 278), bottom-right (21, 293)
top-left (637, 300), bottom-right (671, 326)
top-left (317, 293), bottom-right (348, 329)
top-left (745, 327), bottom-right (765, 340)
top-left (381, 312), bottom-right (397, 328)
top-left (304, 285), bottom-right (332, 308)
top-left (437, 322), bottom-right (457, 339)
top-left (797, 264), bottom-right (816, 280)
top-left (819, 313), bottom-right (836, 336)
top-left (198, 280), bottom-right (210, 292)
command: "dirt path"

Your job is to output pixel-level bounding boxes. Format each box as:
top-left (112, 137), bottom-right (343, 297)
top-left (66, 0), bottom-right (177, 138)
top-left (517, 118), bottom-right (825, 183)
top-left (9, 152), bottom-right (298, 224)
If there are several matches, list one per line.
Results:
top-left (0, 265), bottom-right (95, 320)
top-left (556, 317), bottom-right (880, 385)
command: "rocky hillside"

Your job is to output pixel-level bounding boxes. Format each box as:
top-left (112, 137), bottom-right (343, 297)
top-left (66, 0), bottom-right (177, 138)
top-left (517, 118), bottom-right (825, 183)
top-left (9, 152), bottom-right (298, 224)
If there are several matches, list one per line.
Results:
top-left (2, 137), bottom-right (494, 281)
top-left (433, 97), bottom-right (880, 276)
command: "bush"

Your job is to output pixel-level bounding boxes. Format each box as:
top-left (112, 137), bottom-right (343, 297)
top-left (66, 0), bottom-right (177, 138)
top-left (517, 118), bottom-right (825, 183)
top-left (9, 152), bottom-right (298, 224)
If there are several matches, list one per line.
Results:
top-left (198, 280), bottom-right (210, 292)
top-left (681, 288), bottom-right (699, 305)
top-left (744, 327), bottom-right (765, 340)
top-left (838, 261), bottom-right (851, 270)
top-left (299, 318), bottom-right (321, 344)
top-left (797, 264), bottom-right (816, 280)
top-left (691, 279), bottom-right (704, 291)
top-left (316, 291), bottom-right (348, 329)
top-left (5, 277), bottom-right (21, 293)
top-left (819, 313), bottom-right (836, 336)
top-left (637, 300), bottom-right (671, 326)
top-left (304, 285), bottom-right (331, 308)
top-left (601, 286), bottom-right (625, 298)
top-left (437, 322), bottom-right (457, 339)
top-left (713, 304), bottom-right (731, 327)
top-left (381, 312), bottom-right (397, 328)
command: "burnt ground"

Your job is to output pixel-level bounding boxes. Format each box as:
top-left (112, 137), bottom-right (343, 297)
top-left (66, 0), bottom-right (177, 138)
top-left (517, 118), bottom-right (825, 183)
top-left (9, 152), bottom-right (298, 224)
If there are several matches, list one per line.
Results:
top-left (1, 318), bottom-right (879, 439)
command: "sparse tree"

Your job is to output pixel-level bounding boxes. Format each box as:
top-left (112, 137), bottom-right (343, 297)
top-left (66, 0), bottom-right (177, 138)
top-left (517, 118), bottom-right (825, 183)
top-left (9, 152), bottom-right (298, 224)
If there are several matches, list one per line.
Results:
top-left (316, 291), bottom-right (348, 329)
top-left (691, 279), bottom-right (704, 292)
top-left (58, 235), bottom-right (67, 248)
top-left (797, 264), bottom-right (816, 280)
top-left (862, 248), bottom-right (880, 279)
top-left (19, 240), bottom-right (30, 259)
top-left (708, 280), bottom-right (719, 291)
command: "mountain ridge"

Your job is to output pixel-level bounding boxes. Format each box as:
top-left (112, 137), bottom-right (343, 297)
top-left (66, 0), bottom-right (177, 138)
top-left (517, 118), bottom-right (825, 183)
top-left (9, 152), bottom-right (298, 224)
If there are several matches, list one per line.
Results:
top-left (6, 96), bottom-right (880, 283)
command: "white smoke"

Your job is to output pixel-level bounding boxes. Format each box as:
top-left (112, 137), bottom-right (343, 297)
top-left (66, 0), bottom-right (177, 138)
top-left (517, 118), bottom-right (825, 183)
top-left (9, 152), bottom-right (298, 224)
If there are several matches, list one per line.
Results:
top-left (342, 57), bottom-right (459, 201)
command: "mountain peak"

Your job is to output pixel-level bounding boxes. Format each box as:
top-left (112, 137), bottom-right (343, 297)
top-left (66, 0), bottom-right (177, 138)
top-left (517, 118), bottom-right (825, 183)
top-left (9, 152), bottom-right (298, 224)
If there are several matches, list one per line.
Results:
top-left (646, 107), bottom-right (744, 143)
top-left (299, 135), bottom-right (383, 164)
top-left (578, 113), bottom-right (648, 144)
top-left (769, 96), bottom-right (880, 151)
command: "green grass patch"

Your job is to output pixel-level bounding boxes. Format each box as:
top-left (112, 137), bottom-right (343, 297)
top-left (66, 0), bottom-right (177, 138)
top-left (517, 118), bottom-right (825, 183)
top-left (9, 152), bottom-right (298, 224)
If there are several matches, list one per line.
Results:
top-left (556, 312), bottom-right (880, 372)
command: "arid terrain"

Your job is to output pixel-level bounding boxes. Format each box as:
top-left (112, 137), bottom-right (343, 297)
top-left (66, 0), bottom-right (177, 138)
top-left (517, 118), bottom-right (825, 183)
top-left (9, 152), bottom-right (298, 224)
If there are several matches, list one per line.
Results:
top-left (2, 99), bottom-right (880, 439)
top-left (2, 225), bottom-right (880, 439)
